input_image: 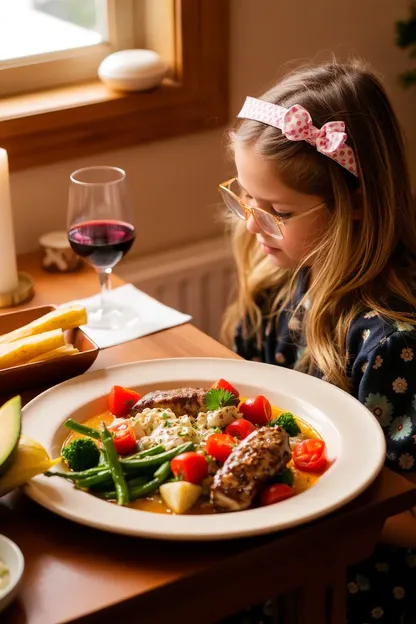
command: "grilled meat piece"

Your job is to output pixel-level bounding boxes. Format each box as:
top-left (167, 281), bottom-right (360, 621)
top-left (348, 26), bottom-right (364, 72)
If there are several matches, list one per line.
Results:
top-left (211, 426), bottom-right (291, 512)
top-left (131, 387), bottom-right (207, 417)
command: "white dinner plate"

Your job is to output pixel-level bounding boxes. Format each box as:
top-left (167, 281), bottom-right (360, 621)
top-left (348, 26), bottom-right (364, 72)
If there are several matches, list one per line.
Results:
top-left (22, 357), bottom-right (386, 541)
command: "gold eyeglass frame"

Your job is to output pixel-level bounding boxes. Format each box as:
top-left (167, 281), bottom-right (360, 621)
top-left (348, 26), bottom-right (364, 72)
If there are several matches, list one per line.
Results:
top-left (218, 177), bottom-right (326, 240)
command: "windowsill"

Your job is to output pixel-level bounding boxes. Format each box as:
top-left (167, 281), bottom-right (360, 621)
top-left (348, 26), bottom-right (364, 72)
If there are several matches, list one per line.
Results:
top-left (0, 78), bottom-right (180, 123)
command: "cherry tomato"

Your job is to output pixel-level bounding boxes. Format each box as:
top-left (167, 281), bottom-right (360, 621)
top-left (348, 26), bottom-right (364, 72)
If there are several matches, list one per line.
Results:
top-left (171, 452), bottom-right (209, 484)
top-left (293, 438), bottom-right (327, 473)
top-left (211, 378), bottom-right (239, 399)
top-left (260, 483), bottom-right (295, 506)
top-left (206, 433), bottom-right (237, 463)
top-left (109, 386), bottom-right (141, 418)
top-left (225, 419), bottom-right (255, 440)
top-left (239, 396), bottom-right (272, 426)
top-left (108, 420), bottom-right (137, 455)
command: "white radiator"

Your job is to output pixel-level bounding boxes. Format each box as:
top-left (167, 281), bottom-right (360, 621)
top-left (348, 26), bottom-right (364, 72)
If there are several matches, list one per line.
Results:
top-left (117, 237), bottom-right (235, 341)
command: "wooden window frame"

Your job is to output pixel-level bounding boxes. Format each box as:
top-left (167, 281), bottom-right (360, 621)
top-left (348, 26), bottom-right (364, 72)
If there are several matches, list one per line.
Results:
top-left (0, 0), bottom-right (229, 171)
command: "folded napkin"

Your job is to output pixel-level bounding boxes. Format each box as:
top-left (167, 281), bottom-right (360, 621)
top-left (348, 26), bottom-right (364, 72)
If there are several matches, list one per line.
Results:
top-left (63, 283), bottom-right (191, 349)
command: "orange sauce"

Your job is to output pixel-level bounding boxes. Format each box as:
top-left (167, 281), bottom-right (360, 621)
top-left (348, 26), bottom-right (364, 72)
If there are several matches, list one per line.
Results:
top-left (65, 404), bottom-right (321, 514)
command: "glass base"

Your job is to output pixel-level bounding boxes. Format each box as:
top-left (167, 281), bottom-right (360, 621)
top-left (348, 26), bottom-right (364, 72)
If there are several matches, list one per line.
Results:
top-left (85, 303), bottom-right (139, 330)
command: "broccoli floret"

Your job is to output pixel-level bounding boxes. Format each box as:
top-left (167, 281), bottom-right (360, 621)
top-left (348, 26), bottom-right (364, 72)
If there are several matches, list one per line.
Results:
top-left (274, 467), bottom-right (294, 487)
top-left (62, 438), bottom-right (100, 472)
top-left (269, 412), bottom-right (301, 437)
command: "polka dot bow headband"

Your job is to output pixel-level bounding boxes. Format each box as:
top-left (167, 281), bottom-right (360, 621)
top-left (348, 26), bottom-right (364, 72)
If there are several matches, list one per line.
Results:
top-left (237, 96), bottom-right (358, 177)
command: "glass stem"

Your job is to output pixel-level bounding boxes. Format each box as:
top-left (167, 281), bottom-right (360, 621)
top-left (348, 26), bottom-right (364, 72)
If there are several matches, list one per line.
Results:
top-left (98, 268), bottom-right (112, 311)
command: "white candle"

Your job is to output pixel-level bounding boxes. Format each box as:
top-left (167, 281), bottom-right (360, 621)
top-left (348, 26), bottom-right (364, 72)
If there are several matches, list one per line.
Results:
top-left (0, 148), bottom-right (19, 294)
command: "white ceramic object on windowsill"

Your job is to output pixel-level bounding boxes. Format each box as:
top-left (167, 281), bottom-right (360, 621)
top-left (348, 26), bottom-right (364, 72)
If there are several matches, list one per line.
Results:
top-left (98, 49), bottom-right (168, 93)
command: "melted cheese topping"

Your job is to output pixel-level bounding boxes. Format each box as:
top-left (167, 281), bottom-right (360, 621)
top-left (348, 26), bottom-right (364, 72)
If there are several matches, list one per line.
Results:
top-left (132, 406), bottom-right (241, 450)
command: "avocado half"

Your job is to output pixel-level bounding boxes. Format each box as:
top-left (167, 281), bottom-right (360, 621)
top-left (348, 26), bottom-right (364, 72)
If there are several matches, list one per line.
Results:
top-left (0, 395), bottom-right (22, 476)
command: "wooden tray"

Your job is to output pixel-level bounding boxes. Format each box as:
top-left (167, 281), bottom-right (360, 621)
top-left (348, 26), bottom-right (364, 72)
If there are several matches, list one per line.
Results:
top-left (0, 305), bottom-right (99, 394)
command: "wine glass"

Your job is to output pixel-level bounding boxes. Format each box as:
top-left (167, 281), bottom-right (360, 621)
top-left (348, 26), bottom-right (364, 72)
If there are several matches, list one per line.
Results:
top-left (67, 166), bottom-right (137, 330)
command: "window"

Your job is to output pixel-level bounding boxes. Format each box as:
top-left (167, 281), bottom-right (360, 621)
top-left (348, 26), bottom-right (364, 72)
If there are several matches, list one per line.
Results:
top-left (1, 0), bottom-right (108, 61)
top-left (0, 0), bottom-right (229, 170)
top-left (0, 0), bottom-right (142, 96)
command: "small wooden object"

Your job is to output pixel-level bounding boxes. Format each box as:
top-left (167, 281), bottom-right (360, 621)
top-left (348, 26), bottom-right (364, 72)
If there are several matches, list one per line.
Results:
top-left (0, 272), bottom-right (34, 309)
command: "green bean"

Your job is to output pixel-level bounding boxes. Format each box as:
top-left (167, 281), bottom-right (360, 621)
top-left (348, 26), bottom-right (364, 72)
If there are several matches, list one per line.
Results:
top-left (94, 475), bottom-right (149, 499)
top-left (77, 470), bottom-right (113, 489)
top-left (120, 442), bottom-right (194, 474)
top-left (129, 461), bottom-right (171, 501)
top-left (76, 446), bottom-right (165, 483)
top-left (45, 443), bottom-right (181, 484)
top-left (50, 446), bottom-right (164, 483)
top-left (46, 444), bottom-right (192, 492)
top-left (98, 450), bottom-right (107, 465)
top-left (97, 462), bottom-right (171, 502)
top-left (153, 461), bottom-right (172, 479)
top-left (64, 419), bottom-right (100, 440)
top-left (77, 458), bottom-right (162, 490)
top-left (127, 475), bottom-right (150, 487)
top-left (100, 423), bottom-right (129, 506)
top-left (90, 475), bottom-right (148, 495)
top-left (124, 445), bottom-right (165, 461)
top-left (45, 465), bottom-right (104, 480)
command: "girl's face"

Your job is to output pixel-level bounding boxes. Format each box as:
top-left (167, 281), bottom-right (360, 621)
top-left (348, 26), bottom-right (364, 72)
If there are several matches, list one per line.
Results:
top-left (234, 143), bottom-right (328, 269)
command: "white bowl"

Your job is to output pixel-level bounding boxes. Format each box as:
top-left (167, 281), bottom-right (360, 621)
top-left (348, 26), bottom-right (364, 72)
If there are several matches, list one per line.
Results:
top-left (0, 535), bottom-right (24, 613)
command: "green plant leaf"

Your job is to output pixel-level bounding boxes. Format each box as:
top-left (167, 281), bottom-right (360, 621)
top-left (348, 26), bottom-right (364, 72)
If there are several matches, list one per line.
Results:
top-left (205, 388), bottom-right (236, 411)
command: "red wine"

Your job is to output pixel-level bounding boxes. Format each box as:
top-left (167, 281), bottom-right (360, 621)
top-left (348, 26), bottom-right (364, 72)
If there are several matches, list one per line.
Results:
top-left (68, 220), bottom-right (135, 269)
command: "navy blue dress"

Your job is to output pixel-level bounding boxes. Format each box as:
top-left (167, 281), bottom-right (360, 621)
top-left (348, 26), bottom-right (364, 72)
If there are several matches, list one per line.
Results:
top-left (231, 272), bottom-right (416, 624)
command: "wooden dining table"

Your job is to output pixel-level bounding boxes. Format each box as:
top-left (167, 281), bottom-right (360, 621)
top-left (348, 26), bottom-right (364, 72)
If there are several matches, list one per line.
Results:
top-left (1, 252), bottom-right (416, 624)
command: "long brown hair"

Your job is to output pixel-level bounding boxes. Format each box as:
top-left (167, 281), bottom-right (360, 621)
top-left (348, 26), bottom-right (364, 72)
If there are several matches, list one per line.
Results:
top-left (222, 58), bottom-right (416, 391)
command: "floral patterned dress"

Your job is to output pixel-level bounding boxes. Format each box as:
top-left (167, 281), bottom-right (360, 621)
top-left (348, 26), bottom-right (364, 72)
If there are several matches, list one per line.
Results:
top-left (230, 272), bottom-right (416, 624)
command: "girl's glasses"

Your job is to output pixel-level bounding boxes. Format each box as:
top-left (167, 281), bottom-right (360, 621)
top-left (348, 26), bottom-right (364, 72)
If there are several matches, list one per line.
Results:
top-left (218, 177), bottom-right (325, 240)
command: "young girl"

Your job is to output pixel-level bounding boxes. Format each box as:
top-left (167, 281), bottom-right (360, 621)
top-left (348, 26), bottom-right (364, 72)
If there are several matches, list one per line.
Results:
top-left (219, 59), bottom-right (416, 624)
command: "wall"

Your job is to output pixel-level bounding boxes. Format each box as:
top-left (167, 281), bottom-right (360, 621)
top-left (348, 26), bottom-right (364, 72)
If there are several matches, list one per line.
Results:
top-left (10, 0), bottom-right (415, 257)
